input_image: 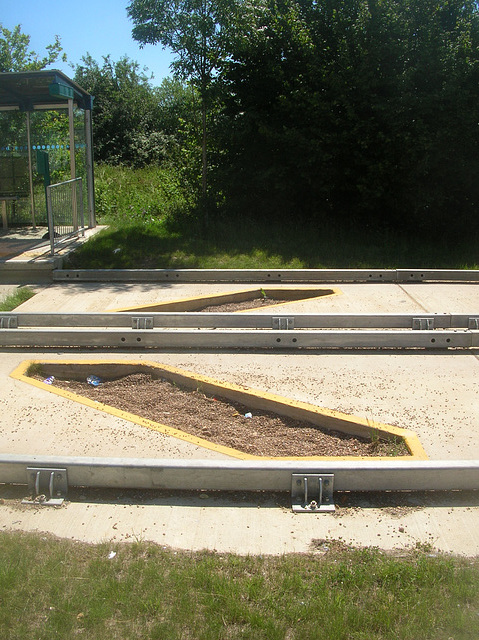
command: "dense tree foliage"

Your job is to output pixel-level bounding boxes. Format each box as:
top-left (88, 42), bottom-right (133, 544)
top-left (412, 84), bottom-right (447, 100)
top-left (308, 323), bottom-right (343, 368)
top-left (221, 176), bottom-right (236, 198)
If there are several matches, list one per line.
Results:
top-left (69, 1), bottom-right (479, 236)
top-left (74, 56), bottom-right (167, 166)
top-left (213, 0), bottom-right (479, 235)
top-left (127, 0), bottom-right (237, 203)
top-left (74, 55), bottom-right (199, 168)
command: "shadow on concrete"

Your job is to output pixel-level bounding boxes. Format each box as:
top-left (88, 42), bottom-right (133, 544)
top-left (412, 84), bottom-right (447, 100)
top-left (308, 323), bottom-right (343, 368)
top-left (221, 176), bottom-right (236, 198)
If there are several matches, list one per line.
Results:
top-left (0, 227), bottom-right (50, 261)
top-left (2, 485), bottom-right (478, 510)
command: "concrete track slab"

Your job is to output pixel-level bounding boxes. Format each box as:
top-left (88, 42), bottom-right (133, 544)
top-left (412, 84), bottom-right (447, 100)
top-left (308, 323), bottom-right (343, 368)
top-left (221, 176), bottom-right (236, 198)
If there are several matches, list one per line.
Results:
top-left (16, 282), bottom-right (277, 313)
top-left (1, 278), bottom-right (478, 554)
top-left (1, 348), bottom-right (478, 460)
top-left (1, 487), bottom-right (479, 556)
top-left (400, 283), bottom-right (479, 313)
top-left (5, 279), bottom-right (478, 461)
top-left (144, 351), bottom-right (479, 461)
top-left (0, 351), bottom-right (231, 460)
top-left (15, 281), bottom-right (479, 315)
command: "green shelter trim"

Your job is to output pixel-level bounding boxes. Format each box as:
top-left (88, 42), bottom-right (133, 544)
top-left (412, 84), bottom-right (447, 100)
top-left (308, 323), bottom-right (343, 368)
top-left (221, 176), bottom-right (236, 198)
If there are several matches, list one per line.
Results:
top-left (0, 70), bottom-right (92, 112)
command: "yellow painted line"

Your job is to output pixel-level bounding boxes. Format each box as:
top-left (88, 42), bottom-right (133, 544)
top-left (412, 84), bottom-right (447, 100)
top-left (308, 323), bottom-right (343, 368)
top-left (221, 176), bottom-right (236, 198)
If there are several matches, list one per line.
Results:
top-left (10, 360), bottom-right (251, 460)
top-left (109, 286), bottom-right (341, 313)
top-left (11, 359), bottom-right (428, 461)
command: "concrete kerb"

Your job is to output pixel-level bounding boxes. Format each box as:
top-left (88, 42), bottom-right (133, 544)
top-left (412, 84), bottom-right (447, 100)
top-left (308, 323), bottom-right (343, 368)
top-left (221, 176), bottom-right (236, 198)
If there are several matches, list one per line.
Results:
top-left (2, 311), bottom-right (479, 329)
top-left (1, 455), bottom-right (479, 493)
top-left (2, 328), bottom-right (478, 349)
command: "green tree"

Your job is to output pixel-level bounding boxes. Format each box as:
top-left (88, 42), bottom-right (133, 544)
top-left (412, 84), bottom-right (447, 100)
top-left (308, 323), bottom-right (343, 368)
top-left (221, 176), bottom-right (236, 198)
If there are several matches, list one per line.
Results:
top-left (0, 23), bottom-right (65, 72)
top-left (216, 0), bottom-right (479, 236)
top-left (127, 0), bottom-right (237, 215)
top-left (155, 77), bottom-right (199, 140)
top-left (74, 54), bottom-right (174, 166)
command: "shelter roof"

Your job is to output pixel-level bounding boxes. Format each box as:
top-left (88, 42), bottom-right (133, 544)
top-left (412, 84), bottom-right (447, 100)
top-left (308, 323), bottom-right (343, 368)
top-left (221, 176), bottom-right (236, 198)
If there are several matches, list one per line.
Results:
top-left (0, 70), bottom-right (92, 111)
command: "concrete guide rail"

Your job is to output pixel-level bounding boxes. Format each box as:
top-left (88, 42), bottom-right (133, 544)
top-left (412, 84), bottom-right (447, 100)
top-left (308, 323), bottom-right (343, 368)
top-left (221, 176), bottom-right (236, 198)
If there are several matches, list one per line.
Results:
top-left (1, 455), bottom-right (479, 492)
top-left (1, 327), bottom-right (478, 349)
top-left (1, 311), bottom-right (479, 329)
top-left (1, 312), bottom-right (478, 350)
top-left (53, 268), bottom-right (479, 283)
top-left (0, 261), bottom-right (60, 284)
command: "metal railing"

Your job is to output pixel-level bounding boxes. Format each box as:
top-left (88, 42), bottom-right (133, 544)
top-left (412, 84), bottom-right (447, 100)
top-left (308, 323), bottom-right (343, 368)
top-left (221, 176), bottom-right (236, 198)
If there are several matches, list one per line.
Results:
top-left (46, 177), bottom-right (85, 255)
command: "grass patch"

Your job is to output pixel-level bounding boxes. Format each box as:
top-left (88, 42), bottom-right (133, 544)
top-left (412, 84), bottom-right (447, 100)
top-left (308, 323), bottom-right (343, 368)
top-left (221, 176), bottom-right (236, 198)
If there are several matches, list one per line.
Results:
top-left (0, 532), bottom-right (478, 640)
top-left (0, 286), bottom-right (35, 311)
top-left (65, 166), bottom-right (479, 270)
top-left (65, 215), bottom-right (479, 270)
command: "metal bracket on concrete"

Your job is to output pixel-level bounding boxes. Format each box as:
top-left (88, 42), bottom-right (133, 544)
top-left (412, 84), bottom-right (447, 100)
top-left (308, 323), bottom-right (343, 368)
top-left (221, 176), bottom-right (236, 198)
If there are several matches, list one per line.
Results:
top-left (23, 467), bottom-right (68, 506)
top-left (413, 317), bottom-right (434, 330)
top-left (0, 315), bottom-right (17, 329)
top-left (132, 316), bottom-right (154, 330)
top-left (291, 474), bottom-right (335, 512)
top-left (469, 318), bottom-right (479, 330)
top-left (272, 317), bottom-right (295, 330)
top-left (1, 456), bottom-right (479, 496)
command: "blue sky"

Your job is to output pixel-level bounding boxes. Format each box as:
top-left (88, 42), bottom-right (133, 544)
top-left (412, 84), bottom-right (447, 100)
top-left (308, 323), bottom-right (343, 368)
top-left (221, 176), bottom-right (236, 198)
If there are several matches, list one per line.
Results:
top-left (1, 0), bottom-right (175, 84)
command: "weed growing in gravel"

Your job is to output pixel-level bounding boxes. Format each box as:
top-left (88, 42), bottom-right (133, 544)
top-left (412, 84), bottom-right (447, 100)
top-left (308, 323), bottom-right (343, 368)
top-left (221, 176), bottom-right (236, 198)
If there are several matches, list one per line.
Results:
top-left (25, 361), bottom-right (44, 378)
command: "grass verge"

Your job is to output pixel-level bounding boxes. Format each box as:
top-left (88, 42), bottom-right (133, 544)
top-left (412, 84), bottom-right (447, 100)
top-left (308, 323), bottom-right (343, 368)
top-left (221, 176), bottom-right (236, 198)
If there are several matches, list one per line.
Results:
top-left (0, 286), bottom-right (35, 311)
top-left (65, 215), bottom-right (479, 270)
top-left (64, 165), bottom-right (479, 269)
top-left (1, 532), bottom-right (478, 640)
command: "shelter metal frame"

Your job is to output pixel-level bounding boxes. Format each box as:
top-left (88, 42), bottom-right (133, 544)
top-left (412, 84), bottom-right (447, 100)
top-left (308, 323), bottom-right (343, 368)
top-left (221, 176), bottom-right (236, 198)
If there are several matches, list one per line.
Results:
top-left (0, 70), bottom-right (95, 229)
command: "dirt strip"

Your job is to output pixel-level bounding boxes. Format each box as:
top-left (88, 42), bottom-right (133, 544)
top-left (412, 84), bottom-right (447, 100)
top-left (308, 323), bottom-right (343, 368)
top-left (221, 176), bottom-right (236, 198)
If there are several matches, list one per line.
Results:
top-left (40, 373), bottom-right (409, 457)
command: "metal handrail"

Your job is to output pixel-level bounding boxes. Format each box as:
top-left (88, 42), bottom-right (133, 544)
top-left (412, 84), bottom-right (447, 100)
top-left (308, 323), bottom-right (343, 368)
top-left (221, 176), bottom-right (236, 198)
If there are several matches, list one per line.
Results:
top-left (46, 177), bottom-right (85, 255)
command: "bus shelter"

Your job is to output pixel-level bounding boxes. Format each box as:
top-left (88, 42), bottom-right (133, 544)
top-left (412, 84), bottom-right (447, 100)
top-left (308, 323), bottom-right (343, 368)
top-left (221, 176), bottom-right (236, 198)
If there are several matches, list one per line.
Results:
top-left (0, 70), bottom-right (95, 231)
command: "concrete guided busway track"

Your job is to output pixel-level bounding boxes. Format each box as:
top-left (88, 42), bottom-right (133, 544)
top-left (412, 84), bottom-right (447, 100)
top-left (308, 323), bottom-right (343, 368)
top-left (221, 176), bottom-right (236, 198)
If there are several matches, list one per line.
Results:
top-left (1, 311), bottom-right (478, 349)
top-left (1, 269), bottom-right (479, 554)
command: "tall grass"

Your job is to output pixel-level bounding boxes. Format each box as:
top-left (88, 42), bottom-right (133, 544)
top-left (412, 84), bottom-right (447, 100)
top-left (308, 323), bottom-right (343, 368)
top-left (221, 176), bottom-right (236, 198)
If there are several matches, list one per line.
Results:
top-left (0, 286), bottom-right (35, 311)
top-left (66, 165), bottom-right (479, 270)
top-left (94, 164), bottom-right (192, 226)
top-left (1, 532), bottom-right (478, 640)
